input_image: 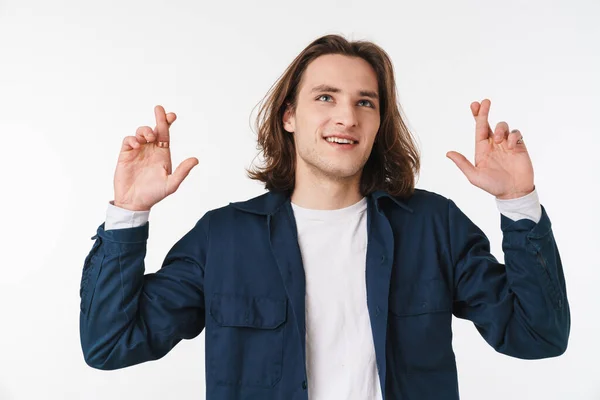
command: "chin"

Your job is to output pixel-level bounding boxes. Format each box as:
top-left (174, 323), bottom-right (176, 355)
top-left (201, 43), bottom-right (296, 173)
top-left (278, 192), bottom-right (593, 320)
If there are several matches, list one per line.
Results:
top-left (299, 151), bottom-right (366, 180)
top-left (322, 163), bottom-right (364, 180)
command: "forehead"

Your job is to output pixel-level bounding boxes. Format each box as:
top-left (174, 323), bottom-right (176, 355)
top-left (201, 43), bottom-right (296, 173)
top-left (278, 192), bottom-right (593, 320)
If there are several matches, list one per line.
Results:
top-left (299, 54), bottom-right (378, 94)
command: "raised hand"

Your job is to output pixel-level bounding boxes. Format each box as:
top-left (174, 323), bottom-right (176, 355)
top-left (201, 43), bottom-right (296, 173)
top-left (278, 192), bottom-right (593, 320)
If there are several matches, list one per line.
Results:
top-left (446, 99), bottom-right (535, 200)
top-left (113, 105), bottom-right (199, 211)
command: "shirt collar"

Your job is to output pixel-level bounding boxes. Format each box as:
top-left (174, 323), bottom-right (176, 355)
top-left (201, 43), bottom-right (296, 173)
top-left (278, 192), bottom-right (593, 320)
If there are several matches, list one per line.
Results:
top-left (229, 189), bottom-right (413, 215)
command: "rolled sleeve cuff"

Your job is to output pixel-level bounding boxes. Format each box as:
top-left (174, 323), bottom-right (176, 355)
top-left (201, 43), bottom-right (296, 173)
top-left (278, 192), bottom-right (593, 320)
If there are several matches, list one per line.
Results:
top-left (496, 188), bottom-right (542, 223)
top-left (105, 200), bottom-right (150, 231)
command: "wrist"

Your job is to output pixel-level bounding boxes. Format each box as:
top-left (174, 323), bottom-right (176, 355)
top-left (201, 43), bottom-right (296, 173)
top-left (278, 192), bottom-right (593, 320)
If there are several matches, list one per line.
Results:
top-left (111, 200), bottom-right (151, 212)
top-left (495, 185), bottom-right (535, 200)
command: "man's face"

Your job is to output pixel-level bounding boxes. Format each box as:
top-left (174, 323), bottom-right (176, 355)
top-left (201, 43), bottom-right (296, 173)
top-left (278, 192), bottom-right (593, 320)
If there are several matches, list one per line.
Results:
top-left (283, 54), bottom-right (381, 184)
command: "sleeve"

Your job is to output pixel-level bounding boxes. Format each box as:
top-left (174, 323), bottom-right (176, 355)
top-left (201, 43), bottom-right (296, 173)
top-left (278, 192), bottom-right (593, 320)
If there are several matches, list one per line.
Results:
top-left (79, 211), bottom-right (212, 370)
top-left (105, 200), bottom-right (150, 230)
top-left (448, 199), bottom-right (570, 359)
top-left (495, 187), bottom-right (542, 223)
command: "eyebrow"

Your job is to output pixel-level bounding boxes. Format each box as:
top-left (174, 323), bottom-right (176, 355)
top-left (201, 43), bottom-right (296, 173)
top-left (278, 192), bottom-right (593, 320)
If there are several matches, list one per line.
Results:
top-left (310, 84), bottom-right (379, 100)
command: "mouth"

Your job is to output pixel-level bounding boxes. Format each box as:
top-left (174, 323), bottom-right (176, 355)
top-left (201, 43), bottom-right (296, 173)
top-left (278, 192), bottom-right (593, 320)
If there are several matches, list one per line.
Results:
top-left (323, 135), bottom-right (359, 149)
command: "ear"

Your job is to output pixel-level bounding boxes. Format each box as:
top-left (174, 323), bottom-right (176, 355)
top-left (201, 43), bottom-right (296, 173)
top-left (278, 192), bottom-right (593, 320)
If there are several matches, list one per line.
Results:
top-left (282, 103), bottom-right (295, 133)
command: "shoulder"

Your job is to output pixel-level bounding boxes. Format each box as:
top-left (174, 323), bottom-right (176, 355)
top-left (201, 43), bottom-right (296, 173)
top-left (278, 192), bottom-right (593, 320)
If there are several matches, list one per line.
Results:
top-left (411, 187), bottom-right (450, 207)
top-left (387, 187), bottom-right (452, 216)
top-left (195, 191), bottom-right (275, 230)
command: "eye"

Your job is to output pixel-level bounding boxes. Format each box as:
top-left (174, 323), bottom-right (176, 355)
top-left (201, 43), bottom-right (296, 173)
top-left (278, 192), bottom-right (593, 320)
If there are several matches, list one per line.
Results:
top-left (317, 94), bottom-right (333, 102)
top-left (358, 99), bottom-right (375, 108)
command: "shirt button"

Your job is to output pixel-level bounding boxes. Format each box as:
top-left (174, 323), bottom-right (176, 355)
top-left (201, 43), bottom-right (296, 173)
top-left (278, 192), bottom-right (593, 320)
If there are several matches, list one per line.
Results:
top-left (302, 380), bottom-right (307, 390)
top-left (380, 255), bottom-right (386, 263)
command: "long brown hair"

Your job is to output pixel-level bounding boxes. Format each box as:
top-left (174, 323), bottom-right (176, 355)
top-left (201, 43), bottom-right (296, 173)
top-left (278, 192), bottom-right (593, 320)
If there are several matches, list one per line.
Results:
top-left (246, 34), bottom-right (420, 199)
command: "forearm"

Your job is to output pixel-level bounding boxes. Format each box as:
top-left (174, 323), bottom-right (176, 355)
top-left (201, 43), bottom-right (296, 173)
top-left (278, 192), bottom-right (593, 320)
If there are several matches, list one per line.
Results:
top-left (494, 208), bottom-right (569, 357)
top-left (80, 214), bottom-right (207, 370)
top-left (450, 199), bottom-right (570, 359)
top-left (79, 222), bottom-right (157, 370)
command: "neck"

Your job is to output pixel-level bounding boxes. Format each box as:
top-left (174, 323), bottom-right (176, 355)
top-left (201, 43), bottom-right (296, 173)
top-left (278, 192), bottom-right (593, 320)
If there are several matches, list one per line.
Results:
top-left (290, 167), bottom-right (364, 210)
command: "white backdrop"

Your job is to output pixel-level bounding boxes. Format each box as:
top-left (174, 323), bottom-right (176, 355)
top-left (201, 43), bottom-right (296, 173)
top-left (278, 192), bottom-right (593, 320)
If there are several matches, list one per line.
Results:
top-left (1, 0), bottom-right (599, 399)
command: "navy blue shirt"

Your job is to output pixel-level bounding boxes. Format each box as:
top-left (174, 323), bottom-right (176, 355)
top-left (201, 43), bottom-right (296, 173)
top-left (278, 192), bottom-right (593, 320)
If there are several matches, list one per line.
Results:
top-left (80, 189), bottom-right (570, 399)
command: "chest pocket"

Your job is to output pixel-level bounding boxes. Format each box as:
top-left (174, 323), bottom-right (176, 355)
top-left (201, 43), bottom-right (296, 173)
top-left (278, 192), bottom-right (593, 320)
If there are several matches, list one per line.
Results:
top-left (208, 293), bottom-right (287, 388)
top-left (388, 278), bottom-right (455, 372)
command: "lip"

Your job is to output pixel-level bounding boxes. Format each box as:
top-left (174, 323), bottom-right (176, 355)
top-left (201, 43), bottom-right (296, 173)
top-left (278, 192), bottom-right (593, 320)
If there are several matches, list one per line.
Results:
top-left (322, 133), bottom-right (359, 143)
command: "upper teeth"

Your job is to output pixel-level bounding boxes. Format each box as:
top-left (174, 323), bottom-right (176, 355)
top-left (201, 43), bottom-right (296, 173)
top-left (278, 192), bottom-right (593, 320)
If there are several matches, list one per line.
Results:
top-left (326, 137), bottom-right (355, 144)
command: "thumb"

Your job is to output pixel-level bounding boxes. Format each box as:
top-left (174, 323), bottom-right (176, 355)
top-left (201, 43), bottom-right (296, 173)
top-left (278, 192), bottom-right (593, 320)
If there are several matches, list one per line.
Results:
top-left (166, 157), bottom-right (199, 195)
top-left (446, 151), bottom-right (476, 183)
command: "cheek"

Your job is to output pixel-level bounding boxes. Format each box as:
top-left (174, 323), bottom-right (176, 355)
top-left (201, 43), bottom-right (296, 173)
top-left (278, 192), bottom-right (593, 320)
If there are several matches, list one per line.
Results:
top-left (315, 118), bottom-right (330, 134)
top-left (297, 109), bottom-right (330, 136)
top-left (368, 118), bottom-right (381, 141)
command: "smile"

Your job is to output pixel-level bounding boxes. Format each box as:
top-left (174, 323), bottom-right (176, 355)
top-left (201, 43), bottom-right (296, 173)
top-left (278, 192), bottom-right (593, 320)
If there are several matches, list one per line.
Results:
top-left (324, 137), bottom-right (358, 145)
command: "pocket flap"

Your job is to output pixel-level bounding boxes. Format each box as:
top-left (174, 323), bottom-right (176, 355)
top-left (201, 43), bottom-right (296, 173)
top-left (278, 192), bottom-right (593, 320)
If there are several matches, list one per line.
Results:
top-left (209, 294), bottom-right (287, 329)
top-left (389, 278), bottom-right (451, 316)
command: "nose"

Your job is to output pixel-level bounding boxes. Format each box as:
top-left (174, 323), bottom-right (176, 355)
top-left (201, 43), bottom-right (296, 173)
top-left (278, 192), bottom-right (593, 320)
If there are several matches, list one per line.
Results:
top-left (334, 101), bottom-right (358, 128)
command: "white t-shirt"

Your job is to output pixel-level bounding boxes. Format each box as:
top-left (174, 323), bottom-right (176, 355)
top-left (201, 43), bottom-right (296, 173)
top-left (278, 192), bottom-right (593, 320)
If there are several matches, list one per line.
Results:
top-left (291, 197), bottom-right (383, 399)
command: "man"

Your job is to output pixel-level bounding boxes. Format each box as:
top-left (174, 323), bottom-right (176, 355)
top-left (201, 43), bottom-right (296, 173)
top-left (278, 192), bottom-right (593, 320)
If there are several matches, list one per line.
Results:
top-left (80, 34), bottom-right (570, 399)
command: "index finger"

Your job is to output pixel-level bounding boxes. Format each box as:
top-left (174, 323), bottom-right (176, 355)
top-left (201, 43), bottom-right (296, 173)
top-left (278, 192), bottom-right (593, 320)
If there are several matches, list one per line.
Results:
top-left (471, 99), bottom-right (493, 142)
top-left (154, 105), bottom-right (170, 143)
